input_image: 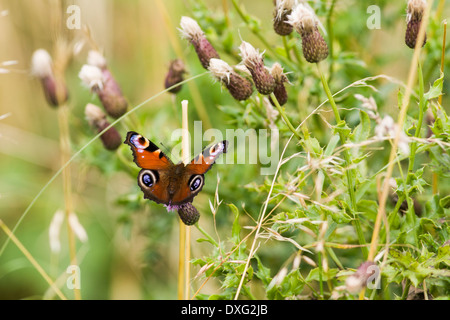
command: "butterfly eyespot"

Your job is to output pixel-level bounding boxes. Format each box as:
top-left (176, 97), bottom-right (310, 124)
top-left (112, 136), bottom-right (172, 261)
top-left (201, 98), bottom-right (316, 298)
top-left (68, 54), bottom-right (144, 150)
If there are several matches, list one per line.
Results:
top-left (131, 134), bottom-right (149, 149)
top-left (139, 170), bottom-right (158, 188)
top-left (189, 175), bottom-right (204, 192)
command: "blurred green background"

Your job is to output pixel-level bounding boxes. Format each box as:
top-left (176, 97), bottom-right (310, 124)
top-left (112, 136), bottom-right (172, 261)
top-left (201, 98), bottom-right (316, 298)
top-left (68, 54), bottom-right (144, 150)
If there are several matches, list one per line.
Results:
top-left (0, 0), bottom-right (448, 299)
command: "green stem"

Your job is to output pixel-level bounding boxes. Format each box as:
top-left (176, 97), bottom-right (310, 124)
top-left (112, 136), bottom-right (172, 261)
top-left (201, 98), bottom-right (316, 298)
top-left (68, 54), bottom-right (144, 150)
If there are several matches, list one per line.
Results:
top-left (401, 279), bottom-right (411, 300)
top-left (317, 251), bottom-right (324, 299)
top-left (407, 61), bottom-right (427, 178)
top-left (269, 92), bottom-right (302, 141)
top-left (195, 223), bottom-right (219, 247)
top-left (326, 0), bottom-right (337, 81)
top-left (316, 62), bottom-right (368, 258)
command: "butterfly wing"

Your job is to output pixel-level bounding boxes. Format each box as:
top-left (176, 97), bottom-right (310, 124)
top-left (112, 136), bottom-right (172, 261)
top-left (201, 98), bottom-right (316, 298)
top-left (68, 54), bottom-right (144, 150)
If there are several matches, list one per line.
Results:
top-left (124, 131), bottom-right (173, 204)
top-left (169, 140), bottom-right (228, 205)
top-left (185, 140), bottom-right (228, 174)
top-left (124, 131), bottom-right (173, 169)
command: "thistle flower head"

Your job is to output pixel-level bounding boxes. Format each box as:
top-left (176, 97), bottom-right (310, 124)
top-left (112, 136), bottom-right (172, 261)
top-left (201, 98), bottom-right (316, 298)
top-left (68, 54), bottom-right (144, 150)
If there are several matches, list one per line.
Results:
top-left (209, 58), bottom-right (254, 101)
top-left (165, 58), bottom-right (186, 94)
top-left (239, 41), bottom-right (264, 69)
top-left (239, 41), bottom-right (275, 95)
top-left (179, 16), bottom-right (220, 69)
top-left (273, 0), bottom-right (296, 35)
top-left (177, 202), bottom-right (200, 226)
top-left (79, 64), bottom-right (104, 91)
top-left (31, 49), bottom-right (53, 78)
top-left (31, 49), bottom-right (69, 107)
top-left (287, 4), bottom-right (318, 35)
top-left (87, 50), bottom-right (107, 69)
top-left (85, 103), bottom-right (122, 151)
top-left (208, 58), bottom-right (233, 83)
top-left (405, 0), bottom-right (427, 48)
top-left (287, 4), bottom-right (328, 63)
top-left (269, 62), bottom-right (289, 106)
top-left (407, 0), bottom-right (427, 23)
top-left (179, 16), bottom-right (204, 41)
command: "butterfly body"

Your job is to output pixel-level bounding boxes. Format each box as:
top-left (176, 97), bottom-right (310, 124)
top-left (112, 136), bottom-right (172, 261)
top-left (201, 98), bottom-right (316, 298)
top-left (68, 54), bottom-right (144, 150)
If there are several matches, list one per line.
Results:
top-left (124, 131), bottom-right (227, 207)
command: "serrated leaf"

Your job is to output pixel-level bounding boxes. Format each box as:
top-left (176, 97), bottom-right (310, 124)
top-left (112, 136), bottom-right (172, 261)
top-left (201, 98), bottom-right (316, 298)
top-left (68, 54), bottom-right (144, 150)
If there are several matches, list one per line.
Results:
top-left (424, 72), bottom-right (444, 100)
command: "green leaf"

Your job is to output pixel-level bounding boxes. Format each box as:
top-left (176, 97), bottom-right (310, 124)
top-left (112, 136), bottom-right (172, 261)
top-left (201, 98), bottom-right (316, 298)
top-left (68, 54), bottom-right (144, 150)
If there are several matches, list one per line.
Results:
top-left (305, 267), bottom-right (339, 282)
top-left (439, 195), bottom-right (450, 209)
top-left (424, 72), bottom-right (444, 100)
top-left (334, 120), bottom-right (352, 139)
top-left (254, 255), bottom-right (271, 286)
top-left (228, 203), bottom-right (241, 244)
top-left (350, 110), bottom-right (371, 143)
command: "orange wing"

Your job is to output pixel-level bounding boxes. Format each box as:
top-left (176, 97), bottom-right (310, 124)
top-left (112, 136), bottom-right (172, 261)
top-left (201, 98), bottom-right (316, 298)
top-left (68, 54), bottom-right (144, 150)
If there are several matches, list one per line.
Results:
top-left (124, 131), bottom-right (173, 169)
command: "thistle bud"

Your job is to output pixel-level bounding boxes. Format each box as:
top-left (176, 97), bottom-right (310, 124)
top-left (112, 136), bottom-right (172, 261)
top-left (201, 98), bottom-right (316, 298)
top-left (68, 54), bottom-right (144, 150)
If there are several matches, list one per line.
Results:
top-left (177, 202), bottom-right (200, 226)
top-left (208, 58), bottom-right (254, 101)
top-left (79, 59), bottom-right (128, 119)
top-left (287, 4), bottom-right (328, 63)
top-left (239, 41), bottom-right (275, 95)
top-left (179, 16), bottom-right (220, 69)
top-left (273, 0), bottom-right (295, 36)
top-left (164, 59), bottom-right (186, 94)
top-left (269, 63), bottom-right (288, 106)
top-left (405, 0), bottom-right (427, 49)
top-left (345, 261), bottom-right (378, 294)
top-left (85, 103), bottom-right (122, 151)
top-left (31, 49), bottom-right (68, 107)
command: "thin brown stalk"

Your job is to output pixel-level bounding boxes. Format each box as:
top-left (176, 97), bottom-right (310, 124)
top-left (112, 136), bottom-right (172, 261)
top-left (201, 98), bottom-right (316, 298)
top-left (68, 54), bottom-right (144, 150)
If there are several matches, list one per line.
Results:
top-left (361, 0), bottom-right (433, 300)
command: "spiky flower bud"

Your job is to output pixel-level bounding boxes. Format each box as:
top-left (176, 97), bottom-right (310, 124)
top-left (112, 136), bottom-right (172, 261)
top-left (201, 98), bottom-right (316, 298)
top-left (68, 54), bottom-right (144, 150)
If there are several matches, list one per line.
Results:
top-left (85, 103), bottom-right (122, 151)
top-left (345, 261), bottom-right (378, 294)
top-left (31, 49), bottom-right (68, 107)
top-left (405, 0), bottom-right (427, 49)
top-left (180, 16), bottom-right (220, 69)
top-left (269, 63), bottom-right (288, 106)
top-left (177, 202), bottom-right (200, 226)
top-left (287, 4), bottom-right (328, 63)
top-left (209, 58), bottom-right (254, 101)
top-left (79, 58), bottom-right (128, 119)
top-left (239, 41), bottom-right (275, 95)
top-left (164, 59), bottom-right (186, 94)
top-left (273, 0), bottom-right (295, 36)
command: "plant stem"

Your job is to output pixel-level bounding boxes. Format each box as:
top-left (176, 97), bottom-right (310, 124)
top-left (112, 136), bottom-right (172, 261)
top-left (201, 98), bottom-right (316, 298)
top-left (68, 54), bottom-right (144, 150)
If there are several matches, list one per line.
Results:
top-left (269, 92), bottom-right (302, 141)
top-left (326, 0), bottom-right (337, 81)
top-left (316, 62), bottom-right (368, 258)
top-left (407, 61), bottom-right (427, 178)
top-left (195, 223), bottom-right (219, 247)
top-left (0, 220), bottom-right (67, 300)
top-left (401, 279), bottom-right (411, 300)
top-left (178, 100), bottom-right (191, 300)
top-left (57, 104), bottom-right (81, 300)
top-left (366, 0), bottom-right (433, 274)
top-left (433, 20), bottom-right (447, 194)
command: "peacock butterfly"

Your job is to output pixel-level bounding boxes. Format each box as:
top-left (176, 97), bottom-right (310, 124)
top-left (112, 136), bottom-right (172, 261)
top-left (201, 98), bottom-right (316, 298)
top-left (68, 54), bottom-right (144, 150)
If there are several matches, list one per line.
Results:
top-left (124, 131), bottom-right (228, 209)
